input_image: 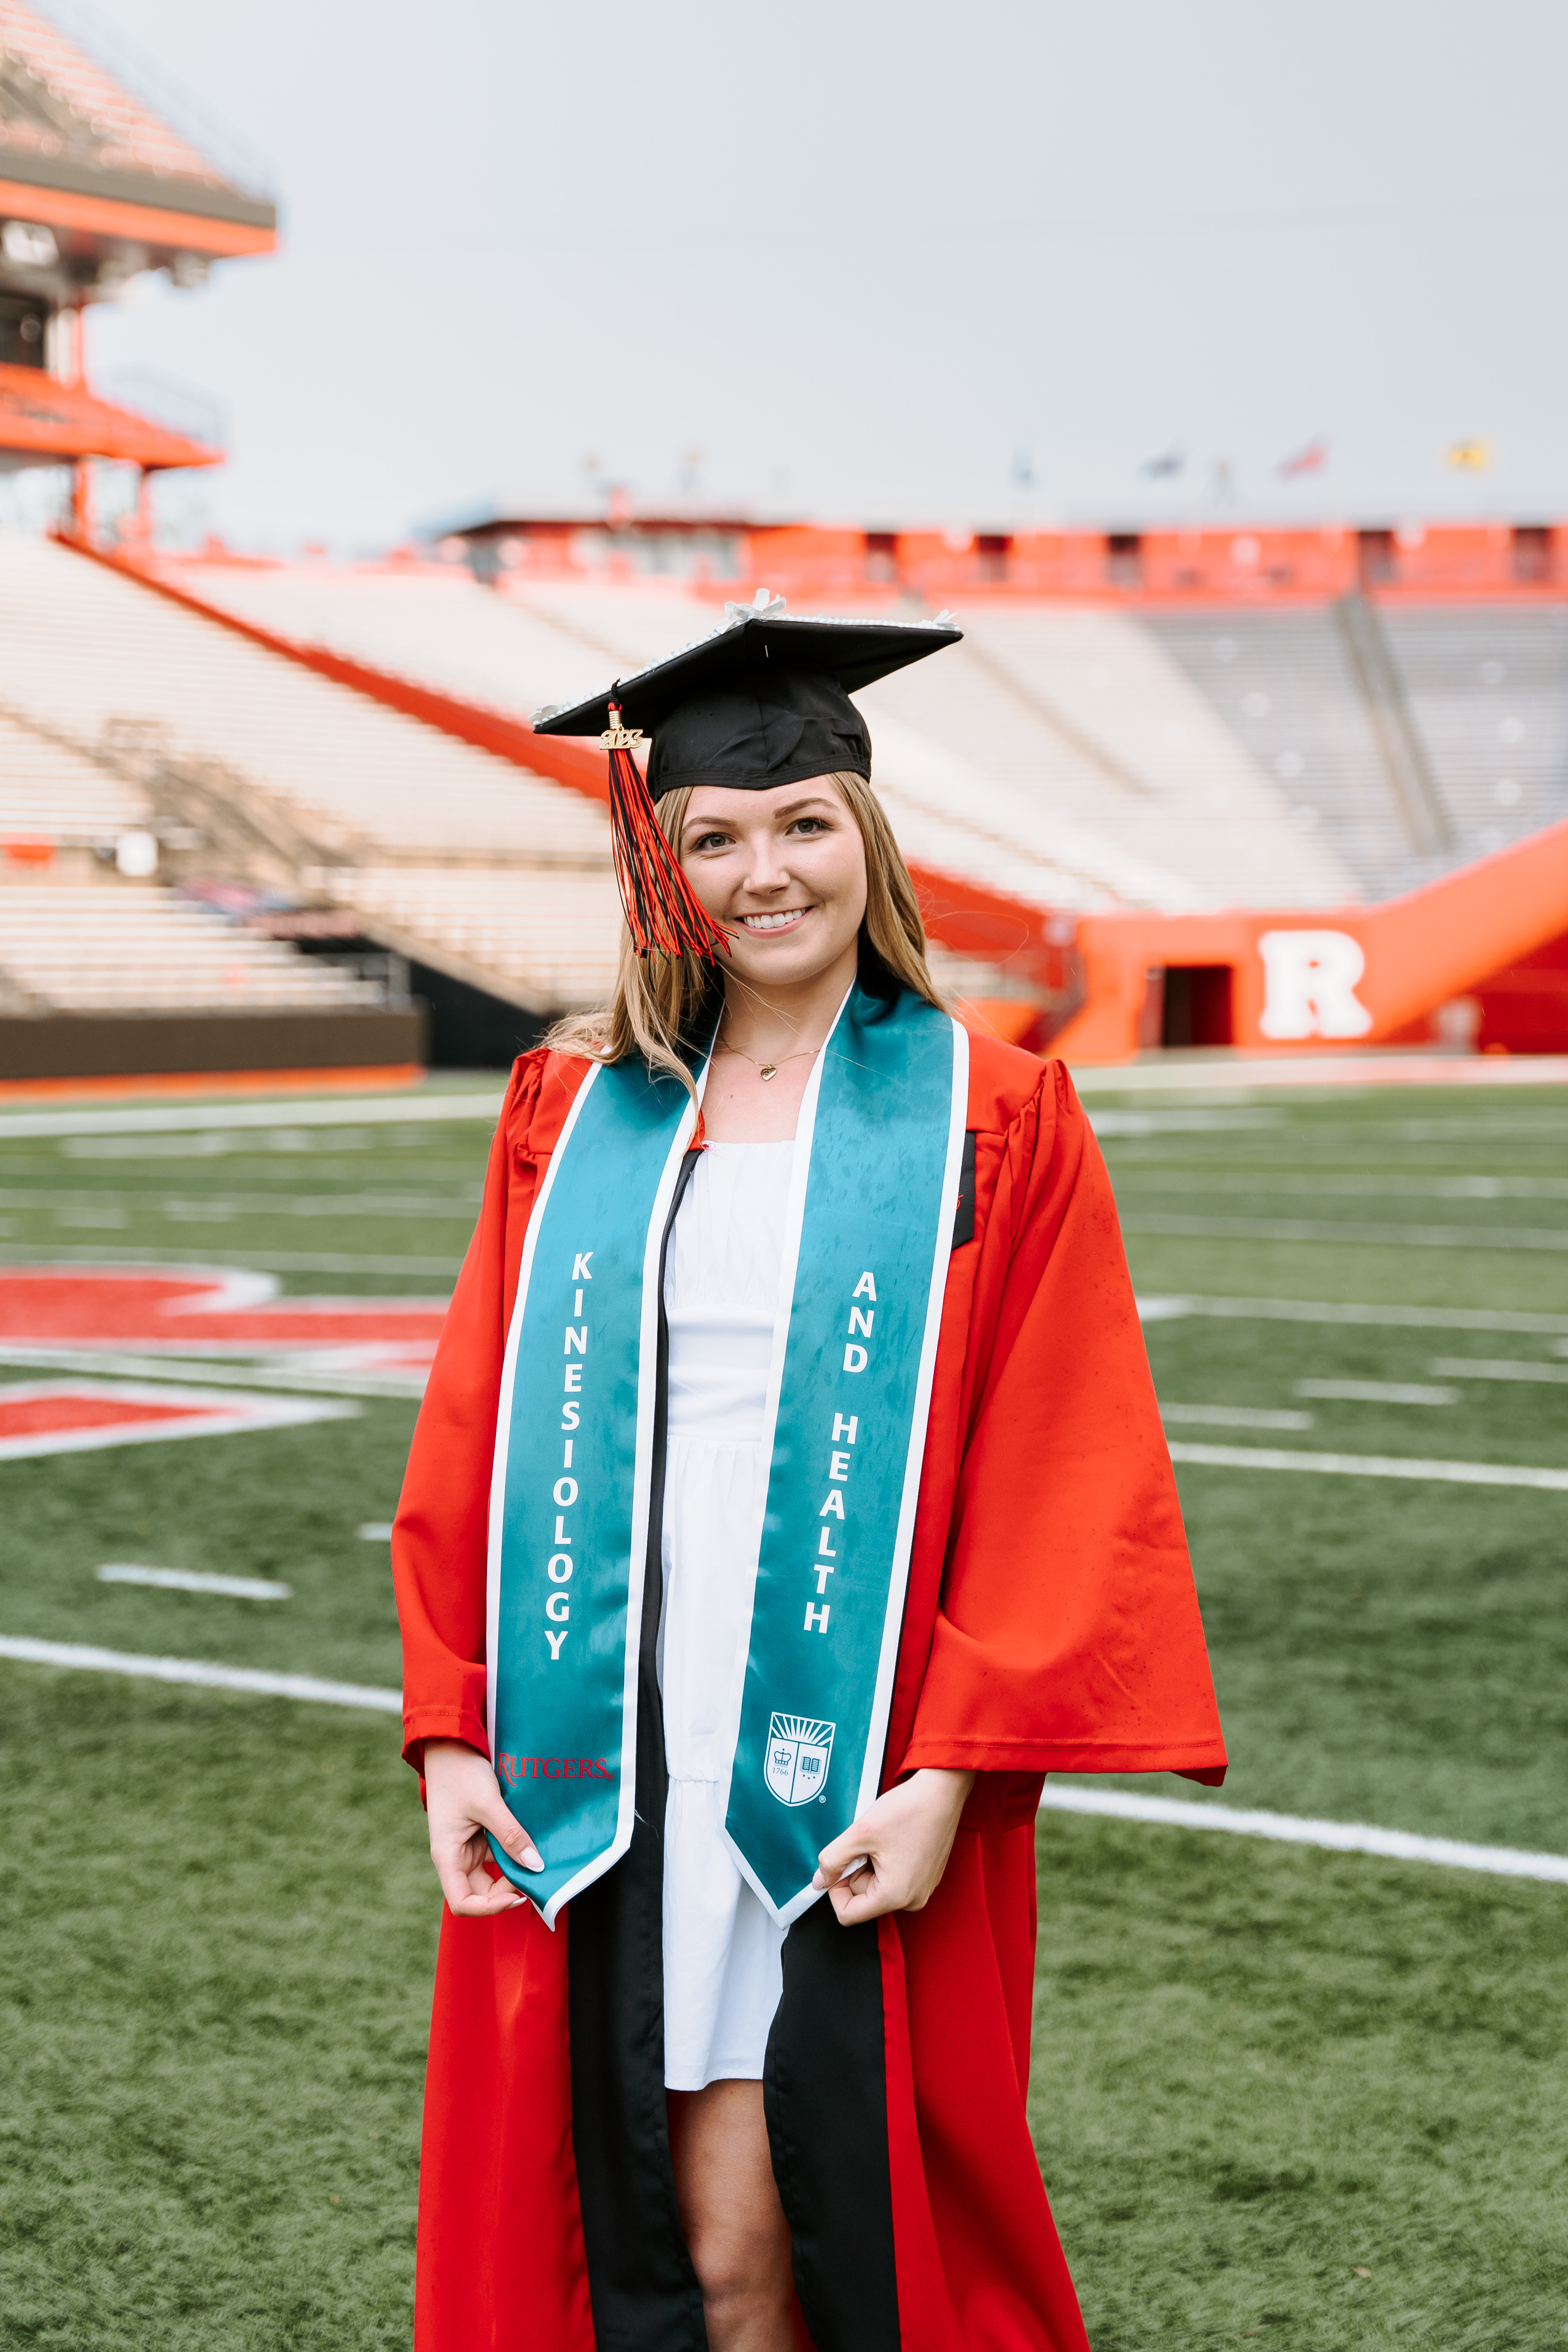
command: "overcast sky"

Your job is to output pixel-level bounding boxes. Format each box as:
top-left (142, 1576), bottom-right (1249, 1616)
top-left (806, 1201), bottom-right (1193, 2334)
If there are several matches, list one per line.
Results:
top-left (64, 0), bottom-right (1568, 552)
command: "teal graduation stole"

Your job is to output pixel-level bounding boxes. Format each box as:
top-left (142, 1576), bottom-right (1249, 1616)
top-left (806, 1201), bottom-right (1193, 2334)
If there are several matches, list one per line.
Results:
top-left (486, 984), bottom-right (967, 1927)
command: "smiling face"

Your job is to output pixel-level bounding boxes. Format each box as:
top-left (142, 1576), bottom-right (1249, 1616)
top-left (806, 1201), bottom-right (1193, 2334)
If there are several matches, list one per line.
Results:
top-left (677, 774), bottom-right (869, 993)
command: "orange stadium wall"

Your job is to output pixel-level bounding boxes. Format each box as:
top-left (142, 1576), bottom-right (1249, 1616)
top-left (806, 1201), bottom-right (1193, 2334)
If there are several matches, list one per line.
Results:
top-left (1134, 528), bottom-right (1359, 600)
top-left (1372, 523), bottom-right (1561, 597)
top-left (1052, 811), bottom-right (1568, 1061)
top-left (418, 512), bottom-right (1568, 603)
top-left (732, 521), bottom-right (1568, 605)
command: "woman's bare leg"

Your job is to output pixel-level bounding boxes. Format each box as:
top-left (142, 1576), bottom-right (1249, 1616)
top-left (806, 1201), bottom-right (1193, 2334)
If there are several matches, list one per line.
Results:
top-left (667, 2080), bottom-right (808, 2351)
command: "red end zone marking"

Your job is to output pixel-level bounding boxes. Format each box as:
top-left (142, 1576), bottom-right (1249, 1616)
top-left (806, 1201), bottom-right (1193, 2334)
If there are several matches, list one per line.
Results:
top-left (0, 1391), bottom-right (232, 1438)
top-left (0, 1268), bottom-right (448, 1374)
top-left (0, 1379), bottom-right (357, 1461)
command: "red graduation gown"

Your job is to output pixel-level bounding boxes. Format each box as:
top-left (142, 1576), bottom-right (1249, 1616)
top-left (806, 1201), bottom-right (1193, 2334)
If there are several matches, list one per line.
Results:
top-left (394, 1029), bottom-right (1226, 2351)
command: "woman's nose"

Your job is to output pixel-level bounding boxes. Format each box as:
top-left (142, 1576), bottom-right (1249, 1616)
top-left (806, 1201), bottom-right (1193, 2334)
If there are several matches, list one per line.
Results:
top-left (742, 839), bottom-right (790, 891)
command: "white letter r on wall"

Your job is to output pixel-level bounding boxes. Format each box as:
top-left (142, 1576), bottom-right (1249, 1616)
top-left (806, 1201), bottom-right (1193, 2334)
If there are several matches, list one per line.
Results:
top-left (1257, 930), bottom-right (1373, 1041)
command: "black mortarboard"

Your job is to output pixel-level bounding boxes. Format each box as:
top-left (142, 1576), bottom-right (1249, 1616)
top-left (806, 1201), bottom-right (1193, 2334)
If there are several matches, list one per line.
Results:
top-left (530, 601), bottom-right (960, 960)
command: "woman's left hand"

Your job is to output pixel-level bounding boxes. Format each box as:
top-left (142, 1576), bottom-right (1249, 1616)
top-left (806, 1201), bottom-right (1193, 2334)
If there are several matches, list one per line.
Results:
top-left (812, 1767), bottom-right (976, 1924)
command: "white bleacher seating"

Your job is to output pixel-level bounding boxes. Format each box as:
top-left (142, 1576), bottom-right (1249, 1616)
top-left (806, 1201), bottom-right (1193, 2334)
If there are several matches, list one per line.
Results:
top-left (163, 559), bottom-right (1366, 912)
top-left (0, 708), bottom-right (149, 846)
top-left (1145, 609), bottom-right (1425, 899)
top-left (0, 884), bottom-right (381, 1013)
top-left (0, 532), bottom-right (610, 867)
top-left (339, 867), bottom-right (623, 1011)
top-left (18, 531), bottom-right (1568, 1027)
top-left (1377, 607), bottom-right (1568, 861)
top-left (156, 559), bottom-right (619, 723)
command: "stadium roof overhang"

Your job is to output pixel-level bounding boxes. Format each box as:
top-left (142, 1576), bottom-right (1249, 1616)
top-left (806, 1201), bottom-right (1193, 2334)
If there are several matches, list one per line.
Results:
top-left (0, 359), bottom-right (218, 469)
top-left (0, 156), bottom-right (274, 265)
top-left (426, 504), bottom-right (761, 543)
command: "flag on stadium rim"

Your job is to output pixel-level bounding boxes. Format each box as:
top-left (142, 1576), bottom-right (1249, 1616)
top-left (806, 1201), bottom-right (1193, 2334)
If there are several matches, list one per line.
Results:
top-left (1277, 437), bottom-right (1328, 478)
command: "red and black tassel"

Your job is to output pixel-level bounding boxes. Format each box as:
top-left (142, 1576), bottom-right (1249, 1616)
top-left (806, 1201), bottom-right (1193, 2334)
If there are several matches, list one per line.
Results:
top-left (602, 704), bottom-right (730, 962)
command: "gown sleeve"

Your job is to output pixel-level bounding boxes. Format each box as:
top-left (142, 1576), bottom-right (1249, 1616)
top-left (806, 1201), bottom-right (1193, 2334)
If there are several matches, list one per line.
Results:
top-left (901, 1060), bottom-right (1227, 1792)
top-left (392, 1055), bottom-right (544, 1774)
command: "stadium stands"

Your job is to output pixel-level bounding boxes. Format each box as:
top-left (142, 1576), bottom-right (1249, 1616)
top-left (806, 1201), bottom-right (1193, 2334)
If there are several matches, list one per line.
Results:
top-left (149, 560), bottom-right (618, 726)
top-left (1146, 609), bottom-right (1415, 896)
top-left (158, 559), bottom-right (1354, 913)
top-left (0, 883), bottom-right (383, 1013)
top-left (338, 867), bottom-right (622, 1012)
top-left (0, 533), bottom-right (610, 867)
top-left (0, 705), bottom-right (148, 849)
top-left (6, 520), bottom-right (1568, 1071)
top-left (0, 530), bottom-right (631, 1061)
top-left (0, 0), bottom-right (227, 188)
top-left (5, 0), bottom-right (1564, 1074)
top-left (0, 1), bottom-right (274, 488)
top-left (1379, 606), bottom-right (1568, 860)
top-left (162, 555), bottom-right (1568, 916)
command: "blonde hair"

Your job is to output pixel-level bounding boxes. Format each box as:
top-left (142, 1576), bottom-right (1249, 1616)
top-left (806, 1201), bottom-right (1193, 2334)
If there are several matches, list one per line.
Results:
top-left (546, 771), bottom-right (947, 1090)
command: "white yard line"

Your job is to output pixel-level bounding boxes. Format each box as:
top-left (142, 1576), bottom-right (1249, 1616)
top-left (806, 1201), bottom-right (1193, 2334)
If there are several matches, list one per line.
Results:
top-left (1038, 1784), bottom-right (1568, 1886)
top-left (1161, 1403), bottom-right (1314, 1431)
top-left (97, 1564), bottom-right (292, 1601)
top-left (1431, 1357), bottom-right (1568, 1386)
top-left (1136, 1293), bottom-right (1568, 1336)
top-left (0, 1190), bottom-right (479, 1218)
top-left (0, 1636), bottom-right (399, 1711)
top-left (1167, 1441), bottom-right (1568, 1491)
top-left (1071, 1054), bottom-right (1568, 1093)
top-left (0, 1092), bottom-right (506, 1141)
top-left (1295, 1379), bottom-right (1457, 1405)
top-left (0, 1345), bottom-right (426, 1400)
top-left (1119, 1173), bottom-right (1568, 1201)
top-left (1122, 1212), bottom-right (1568, 1252)
top-left (0, 1244), bottom-right (461, 1278)
top-left (0, 1636), bottom-right (1559, 1887)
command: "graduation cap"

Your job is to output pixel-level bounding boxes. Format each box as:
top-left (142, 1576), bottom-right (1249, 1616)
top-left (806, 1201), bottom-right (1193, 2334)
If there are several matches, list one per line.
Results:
top-left (531, 597), bottom-right (961, 961)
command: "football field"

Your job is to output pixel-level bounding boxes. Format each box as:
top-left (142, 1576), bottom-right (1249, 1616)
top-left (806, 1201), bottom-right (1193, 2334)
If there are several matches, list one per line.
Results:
top-left (0, 1073), bottom-right (1565, 2350)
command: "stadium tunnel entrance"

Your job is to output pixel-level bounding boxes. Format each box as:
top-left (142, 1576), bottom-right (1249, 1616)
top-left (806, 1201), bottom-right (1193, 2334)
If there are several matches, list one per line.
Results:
top-left (1139, 965), bottom-right (1236, 1050)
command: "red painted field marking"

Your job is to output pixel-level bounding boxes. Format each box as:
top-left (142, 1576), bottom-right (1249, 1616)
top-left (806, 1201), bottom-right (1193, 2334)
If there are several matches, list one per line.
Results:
top-left (0, 1378), bottom-right (356, 1461)
top-left (0, 1266), bottom-right (448, 1376)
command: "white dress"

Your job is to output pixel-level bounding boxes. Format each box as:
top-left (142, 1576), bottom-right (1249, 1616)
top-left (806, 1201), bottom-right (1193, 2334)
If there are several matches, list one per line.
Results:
top-left (660, 1139), bottom-right (793, 2091)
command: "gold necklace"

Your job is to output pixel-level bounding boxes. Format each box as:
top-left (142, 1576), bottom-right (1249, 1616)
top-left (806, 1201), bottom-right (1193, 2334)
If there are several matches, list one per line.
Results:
top-left (717, 1036), bottom-right (822, 1084)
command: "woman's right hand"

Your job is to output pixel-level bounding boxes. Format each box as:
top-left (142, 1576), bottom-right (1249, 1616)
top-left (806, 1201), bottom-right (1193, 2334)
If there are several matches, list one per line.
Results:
top-left (422, 1739), bottom-right (543, 1916)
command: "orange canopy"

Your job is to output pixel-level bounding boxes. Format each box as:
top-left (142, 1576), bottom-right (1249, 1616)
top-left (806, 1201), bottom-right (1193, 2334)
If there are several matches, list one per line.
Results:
top-left (0, 364), bottom-right (219, 470)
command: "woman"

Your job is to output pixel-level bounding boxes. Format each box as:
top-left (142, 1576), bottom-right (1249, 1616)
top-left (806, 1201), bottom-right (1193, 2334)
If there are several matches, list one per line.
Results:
top-left (394, 607), bottom-right (1226, 2352)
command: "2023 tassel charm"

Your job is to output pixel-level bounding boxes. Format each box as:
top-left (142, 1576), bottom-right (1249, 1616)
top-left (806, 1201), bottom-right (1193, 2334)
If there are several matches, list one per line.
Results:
top-left (601, 703), bottom-right (730, 964)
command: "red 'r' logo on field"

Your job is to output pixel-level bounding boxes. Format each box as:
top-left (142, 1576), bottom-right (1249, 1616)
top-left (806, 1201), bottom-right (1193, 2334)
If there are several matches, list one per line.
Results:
top-left (0, 1266), bottom-right (447, 1377)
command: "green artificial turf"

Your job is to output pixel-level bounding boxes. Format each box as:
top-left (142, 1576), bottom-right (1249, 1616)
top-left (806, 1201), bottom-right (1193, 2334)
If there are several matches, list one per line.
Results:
top-left (0, 1077), bottom-right (1566, 2348)
top-left (1031, 1813), bottom-right (1568, 2352)
top-left (0, 1406), bottom-right (417, 1690)
top-left (0, 1667), bottom-right (433, 2352)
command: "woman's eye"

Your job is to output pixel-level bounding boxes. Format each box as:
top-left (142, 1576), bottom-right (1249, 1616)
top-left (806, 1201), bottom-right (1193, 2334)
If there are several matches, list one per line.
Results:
top-left (789, 817), bottom-right (829, 835)
top-left (691, 831), bottom-right (730, 852)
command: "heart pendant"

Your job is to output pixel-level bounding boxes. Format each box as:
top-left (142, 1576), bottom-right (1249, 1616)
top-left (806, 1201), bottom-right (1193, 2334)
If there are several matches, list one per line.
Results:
top-left (759, 1064), bottom-right (779, 1082)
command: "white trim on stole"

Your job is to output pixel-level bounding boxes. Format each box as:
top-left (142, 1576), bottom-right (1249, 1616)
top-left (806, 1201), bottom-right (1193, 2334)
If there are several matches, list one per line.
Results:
top-left (859, 1014), bottom-right (968, 1823)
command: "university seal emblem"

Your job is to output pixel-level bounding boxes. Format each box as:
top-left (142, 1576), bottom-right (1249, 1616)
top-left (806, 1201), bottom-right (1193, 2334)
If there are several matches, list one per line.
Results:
top-left (764, 1715), bottom-right (835, 1808)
